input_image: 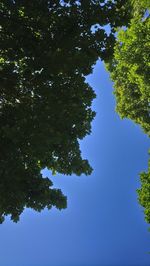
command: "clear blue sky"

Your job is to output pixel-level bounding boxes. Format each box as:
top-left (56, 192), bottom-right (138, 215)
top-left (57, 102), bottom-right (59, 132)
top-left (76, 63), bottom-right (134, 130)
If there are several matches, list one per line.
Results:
top-left (0, 61), bottom-right (150, 266)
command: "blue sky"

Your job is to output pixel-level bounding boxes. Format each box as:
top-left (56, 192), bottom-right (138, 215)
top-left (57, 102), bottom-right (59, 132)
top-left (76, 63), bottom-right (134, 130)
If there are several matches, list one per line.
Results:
top-left (0, 61), bottom-right (150, 266)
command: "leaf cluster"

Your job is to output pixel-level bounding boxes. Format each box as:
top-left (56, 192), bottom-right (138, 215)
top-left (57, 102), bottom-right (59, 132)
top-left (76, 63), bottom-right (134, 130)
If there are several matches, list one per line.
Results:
top-left (106, 16), bottom-right (150, 136)
top-left (137, 158), bottom-right (150, 224)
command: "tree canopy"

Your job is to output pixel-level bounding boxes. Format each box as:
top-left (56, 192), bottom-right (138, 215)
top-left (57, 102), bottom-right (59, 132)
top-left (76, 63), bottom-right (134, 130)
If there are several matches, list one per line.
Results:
top-left (0, 0), bottom-right (132, 223)
top-left (106, 0), bottom-right (150, 225)
top-left (137, 157), bottom-right (150, 224)
top-left (106, 16), bottom-right (150, 135)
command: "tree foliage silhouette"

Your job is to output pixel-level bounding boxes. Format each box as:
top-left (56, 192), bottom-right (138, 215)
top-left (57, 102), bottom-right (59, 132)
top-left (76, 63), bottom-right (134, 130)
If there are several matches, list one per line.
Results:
top-left (0, 0), bottom-right (132, 223)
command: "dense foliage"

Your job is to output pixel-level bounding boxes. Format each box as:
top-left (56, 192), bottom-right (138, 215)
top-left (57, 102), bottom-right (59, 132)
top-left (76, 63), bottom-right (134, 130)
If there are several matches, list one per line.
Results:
top-left (137, 158), bottom-right (150, 224)
top-left (0, 0), bottom-right (132, 223)
top-left (131, 0), bottom-right (150, 16)
top-left (106, 17), bottom-right (150, 135)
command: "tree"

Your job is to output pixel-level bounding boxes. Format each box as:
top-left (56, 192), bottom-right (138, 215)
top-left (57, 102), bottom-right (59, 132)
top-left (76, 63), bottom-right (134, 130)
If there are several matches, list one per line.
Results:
top-left (106, 16), bottom-right (150, 136)
top-left (106, 0), bottom-right (150, 224)
top-left (137, 158), bottom-right (150, 224)
top-left (0, 0), bottom-right (132, 223)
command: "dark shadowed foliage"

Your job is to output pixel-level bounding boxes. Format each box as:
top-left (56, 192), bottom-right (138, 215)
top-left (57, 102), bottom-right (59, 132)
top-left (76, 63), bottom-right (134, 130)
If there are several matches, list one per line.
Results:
top-left (0, 0), bottom-right (132, 223)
